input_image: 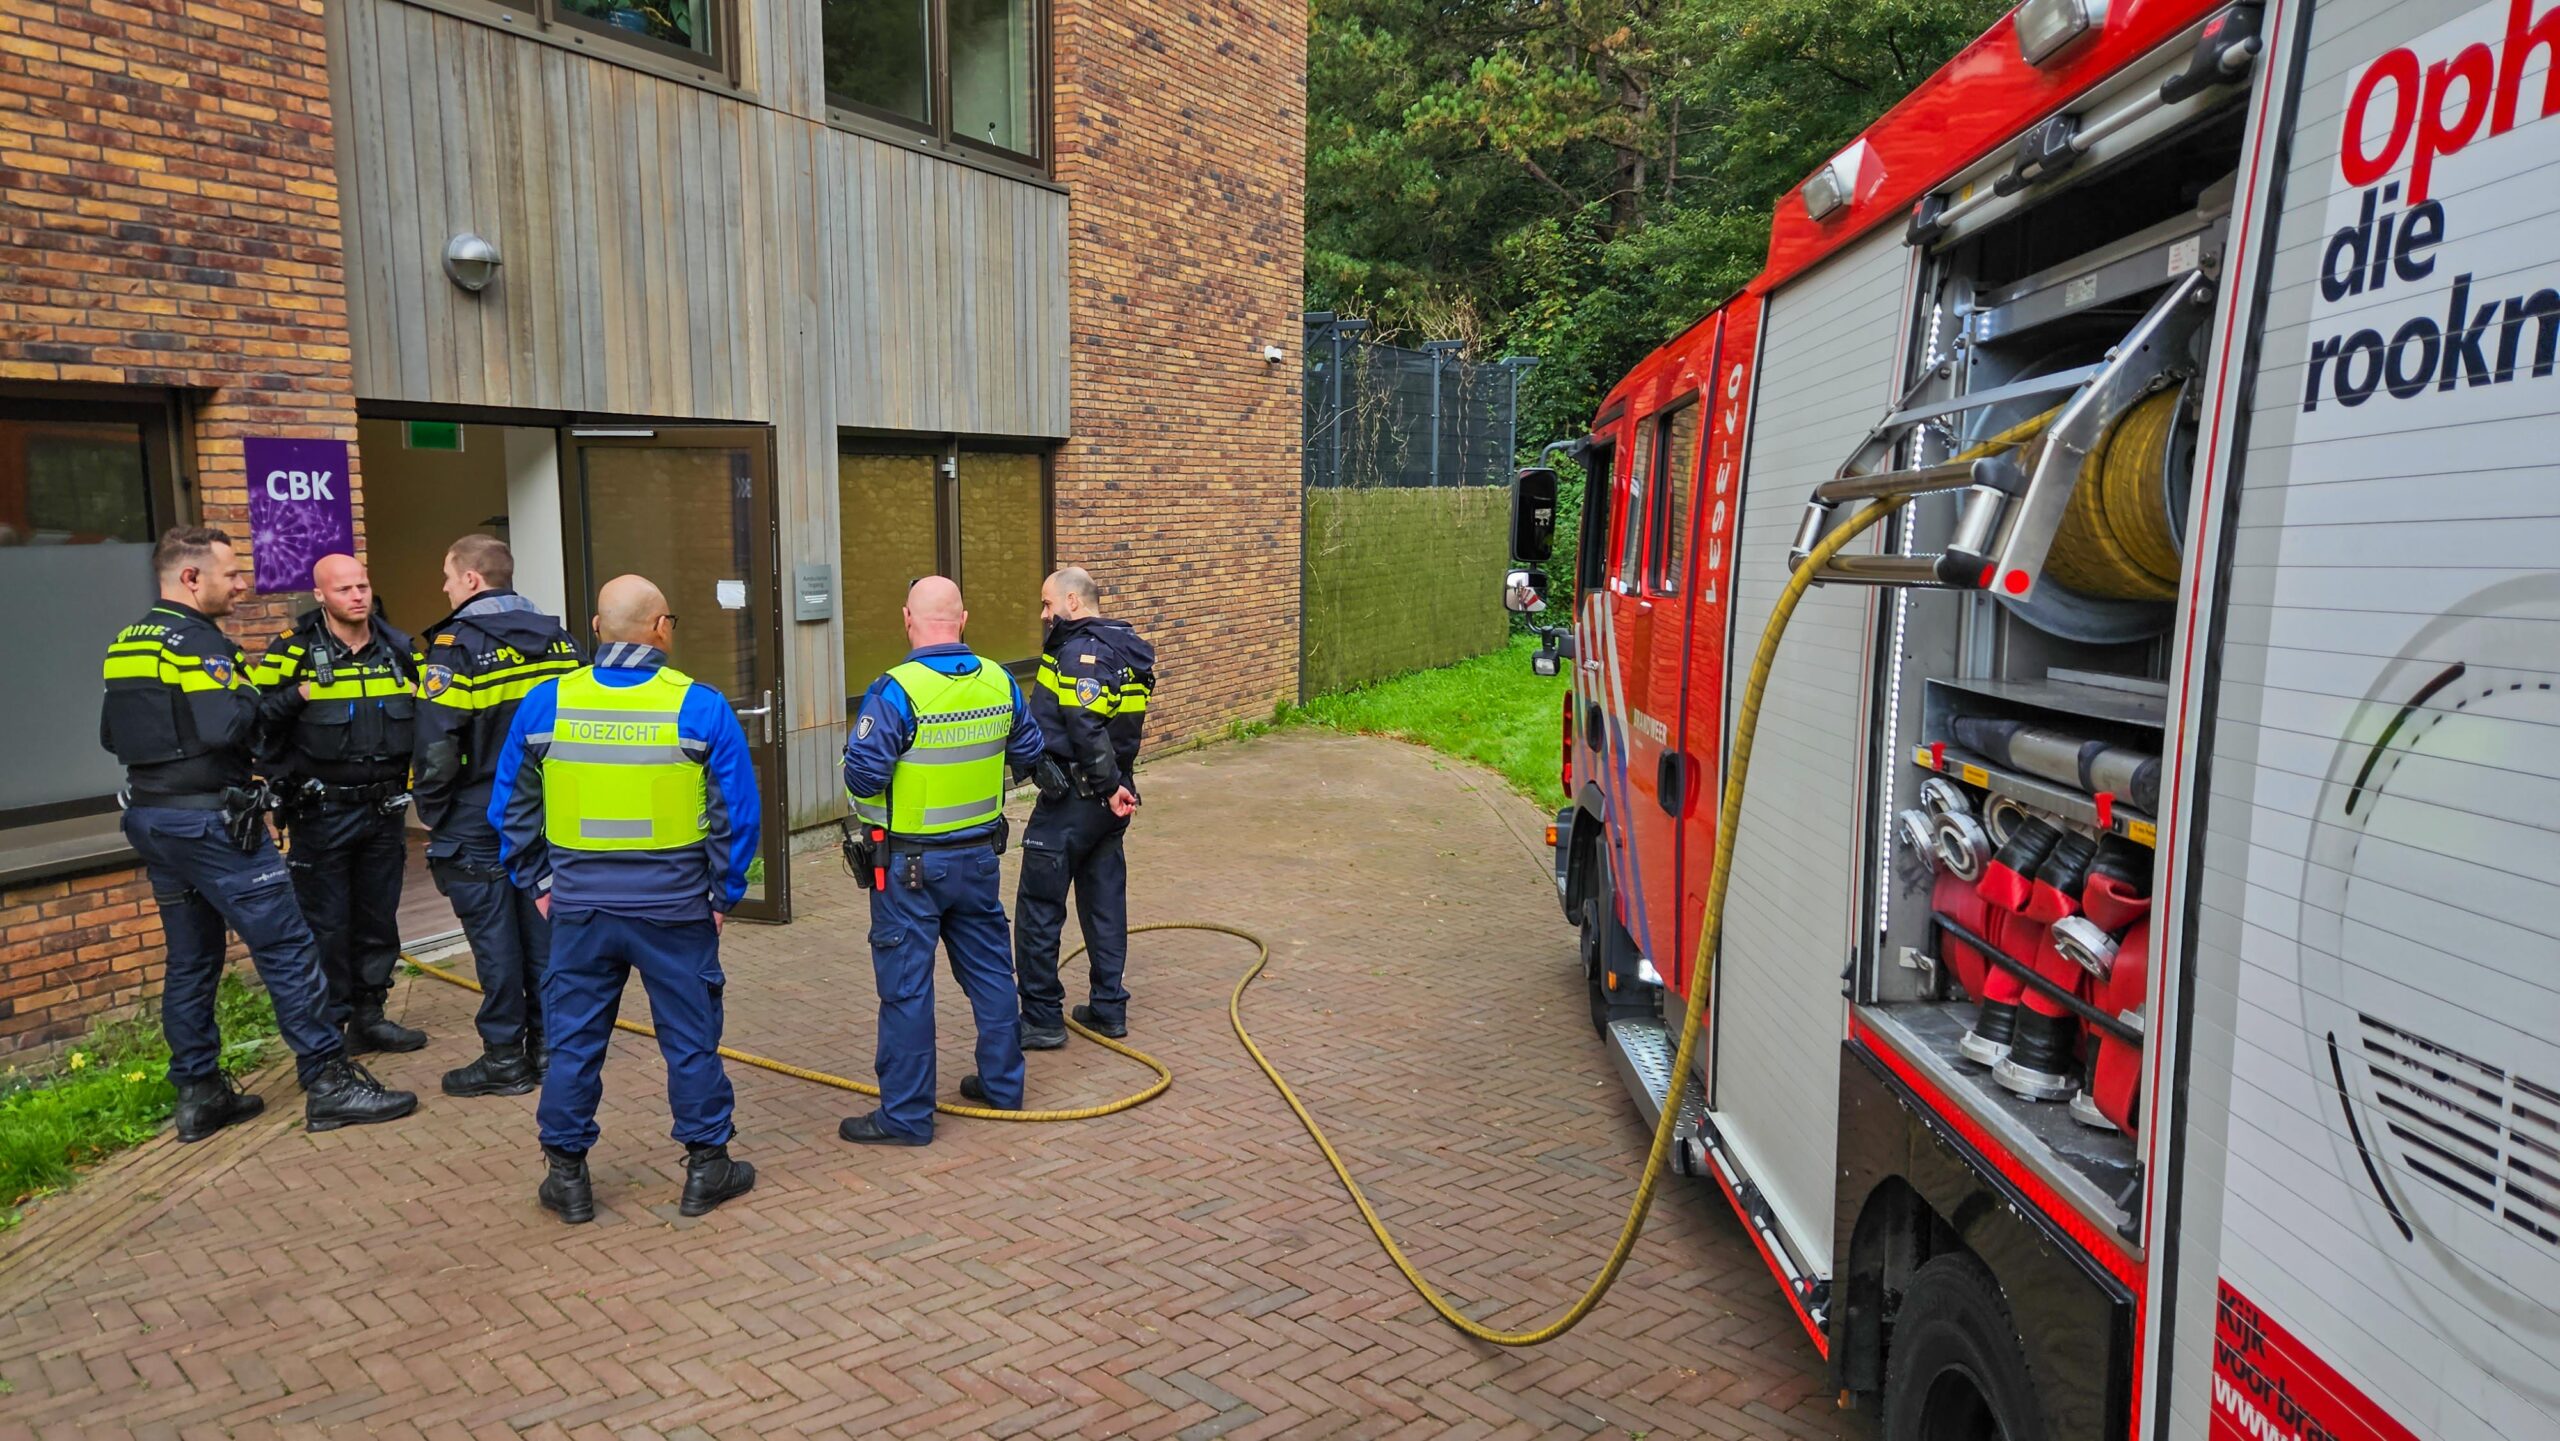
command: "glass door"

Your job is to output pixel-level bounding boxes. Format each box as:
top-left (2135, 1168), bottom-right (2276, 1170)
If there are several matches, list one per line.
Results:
top-left (563, 426), bottom-right (790, 922)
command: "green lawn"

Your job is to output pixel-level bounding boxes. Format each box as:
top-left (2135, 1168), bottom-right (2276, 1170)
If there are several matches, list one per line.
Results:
top-left (0, 973), bottom-right (277, 1227)
top-left (1295, 635), bottom-right (1570, 810)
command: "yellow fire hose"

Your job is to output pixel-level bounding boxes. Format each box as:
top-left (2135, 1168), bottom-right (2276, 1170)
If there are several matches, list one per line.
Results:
top-left (393, 493), bottom-right (1904, 1348)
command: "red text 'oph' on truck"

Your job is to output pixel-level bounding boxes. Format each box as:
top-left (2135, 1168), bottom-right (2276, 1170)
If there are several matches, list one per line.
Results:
top-left (1501, 0), bottom-right (2560, 1436)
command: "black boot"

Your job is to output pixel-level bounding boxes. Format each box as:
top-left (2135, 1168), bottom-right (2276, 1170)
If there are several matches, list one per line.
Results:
top-left (442, 1046), bottom-right (537, 1097)
top-left (957, 1073), bottom-right (1017, 1109)
top-left (678, 1142), bottom-right (755, 1217)
top-left (1020, 1020), bottom-right (1068, 1051)
top-left (304, 1055), bottom-right (419, 1133)
top-left (1071, 1004), bottom-right (1127, 1039)
top-left (347, 994), bottom-right (428, 1055)
top-left (538, 1144), bottom-right (594, 1224)
top-left (173, 1073), bottom-right (265, 1143)
top-left (525, 1033), bottom-right (549, 1081)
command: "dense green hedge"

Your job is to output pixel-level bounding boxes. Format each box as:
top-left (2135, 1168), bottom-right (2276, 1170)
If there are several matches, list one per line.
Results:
top-left (1303, 485), bottom-right (1509, 696)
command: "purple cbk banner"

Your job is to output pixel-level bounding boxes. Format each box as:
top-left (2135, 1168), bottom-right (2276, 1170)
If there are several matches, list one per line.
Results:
top-left (243, 435), bottom-right (354, 594)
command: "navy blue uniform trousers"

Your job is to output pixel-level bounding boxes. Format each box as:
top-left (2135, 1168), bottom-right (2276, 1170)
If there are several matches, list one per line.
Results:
top-left (285, 801), bottom-right (406, 1029)
top-left (121, 807), bottom-right (342, 1084)
top-left (429, 810), bottom-right (549, 1050)
top-left (1013, 793), bottom-right (1131, 1030)
top-left (536, 909), bottom-right (733, 1153)
top-left (868, 844), bottom-right (1025, 1139)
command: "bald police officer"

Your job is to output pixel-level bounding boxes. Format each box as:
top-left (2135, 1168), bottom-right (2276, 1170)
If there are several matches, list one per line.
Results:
top-left (1014, 567), bottom-right (1155, 1047)
top-left (490, 574), bottom-right (761, 1221)
top-left (102, 527), bottom-right (416, 1139)
top-left (253, 553), bottom-right (428, 1054)
top-left (839, 576), bottom-right (1046, 1146)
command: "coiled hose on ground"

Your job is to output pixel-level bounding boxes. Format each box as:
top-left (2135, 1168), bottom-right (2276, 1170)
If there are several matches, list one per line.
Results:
top-left (400, 492), bottom-right (1905, 1345)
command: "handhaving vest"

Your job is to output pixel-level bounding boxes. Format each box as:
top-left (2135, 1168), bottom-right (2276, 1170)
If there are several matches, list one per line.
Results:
top-left (850, 658), bottom-right (1013, 838)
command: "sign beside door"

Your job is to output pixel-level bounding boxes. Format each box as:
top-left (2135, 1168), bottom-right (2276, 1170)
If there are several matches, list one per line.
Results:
top-left (244, 435), bottom-right (354, 593)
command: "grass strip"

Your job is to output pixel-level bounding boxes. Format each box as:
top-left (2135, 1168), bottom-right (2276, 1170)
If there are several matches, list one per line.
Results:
top-left (1293, 636), bottom-right (1569, 810)
top-left (0, 973), bottom-right (279, 1228)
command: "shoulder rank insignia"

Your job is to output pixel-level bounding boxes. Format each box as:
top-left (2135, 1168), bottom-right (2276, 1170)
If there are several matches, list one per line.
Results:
top-left (419, 664), bottom-right (455, 700)
top-left (1075, 676), bottom-right (1103, 707)
top-left (434, 633), bottom-right (458, 648)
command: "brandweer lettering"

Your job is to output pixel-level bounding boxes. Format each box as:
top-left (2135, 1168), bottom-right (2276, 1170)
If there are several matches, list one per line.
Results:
top-left (2301, 1), bottom-right (2560, 411)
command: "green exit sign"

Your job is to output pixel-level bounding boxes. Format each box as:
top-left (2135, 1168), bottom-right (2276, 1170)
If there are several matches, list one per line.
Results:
top-left (404, 420), bottom-right (464, 452)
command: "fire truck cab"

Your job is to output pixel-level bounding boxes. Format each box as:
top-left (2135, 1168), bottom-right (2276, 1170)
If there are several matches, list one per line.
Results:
top-left (1507, 1), bottom-right (2560, 1437)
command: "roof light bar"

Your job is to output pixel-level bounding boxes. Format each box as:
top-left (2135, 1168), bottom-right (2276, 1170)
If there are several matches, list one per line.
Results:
top-left (2014, 0), bottom-right (2106, 66)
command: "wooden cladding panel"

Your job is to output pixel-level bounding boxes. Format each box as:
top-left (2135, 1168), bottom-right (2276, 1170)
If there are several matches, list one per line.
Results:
top-left (336, 0), bottom-right (1066, 438)
top-left (333, 0), bottom-right (1069, 828)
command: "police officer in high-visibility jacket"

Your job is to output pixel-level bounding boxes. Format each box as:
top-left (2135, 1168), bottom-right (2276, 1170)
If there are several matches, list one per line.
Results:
top-left (101, 527), bottom-right (417, 1140)
top-left (488, 574), bottom-right (761, 1223)
top-left (251, 553), bottom-right (428, 1055)
top-left (413, 535), bottom-right (581, 1101)
top-left (838, 575), bottom-right (1046, 1146)
top-left (1014, 566), bottom-right (1155, 1048)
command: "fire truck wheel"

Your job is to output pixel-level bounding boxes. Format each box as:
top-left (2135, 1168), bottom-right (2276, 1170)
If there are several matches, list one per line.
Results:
top-left (1882, 1254), bottom-right (2045, 1441)
top-left (1580, 842), bottom-right (1647, 1035)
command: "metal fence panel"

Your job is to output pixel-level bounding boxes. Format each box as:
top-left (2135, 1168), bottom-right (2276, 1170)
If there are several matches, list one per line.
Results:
top-left (1302, 319), bottom-right (1521, 489)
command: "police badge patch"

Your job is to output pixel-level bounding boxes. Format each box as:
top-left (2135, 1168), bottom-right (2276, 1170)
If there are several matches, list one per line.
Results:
top-left (419, 664), bottom-right (454, 700)
top-left (1075, 676), bottom-right (1103, 707)
top-left (201, 655), bottom-right (233, 686)
top-left (856, 714), bottom-right (874, 740)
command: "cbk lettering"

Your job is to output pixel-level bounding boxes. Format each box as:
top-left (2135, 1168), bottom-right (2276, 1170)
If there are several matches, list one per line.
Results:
top-left (264, 469), bottom-right (337, 501)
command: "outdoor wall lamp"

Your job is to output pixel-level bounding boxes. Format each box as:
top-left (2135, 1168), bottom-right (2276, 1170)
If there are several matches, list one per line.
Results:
top-left (443, 232), bottom-right (503, 293)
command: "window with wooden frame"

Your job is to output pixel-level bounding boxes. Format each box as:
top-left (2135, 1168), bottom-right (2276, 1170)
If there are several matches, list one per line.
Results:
top-left (835, 436), bottom-right (1054, 701)
top-left (0, 391), bottom-right (184, 832)
top-left (1647, 398), bottom-right (1700, 594)
top-left (404, 0), bottom-right (735, 86)
top-left (823, 0), bottom-right (1046, 171)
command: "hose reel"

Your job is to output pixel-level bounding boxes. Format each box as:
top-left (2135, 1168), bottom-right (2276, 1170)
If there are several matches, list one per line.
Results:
top-left (1788, 269), bottom-right (2213, 642)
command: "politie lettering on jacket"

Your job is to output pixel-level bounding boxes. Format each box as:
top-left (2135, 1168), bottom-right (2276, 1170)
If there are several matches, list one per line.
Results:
top-left (2299, 0), bottom-right (2560, 414)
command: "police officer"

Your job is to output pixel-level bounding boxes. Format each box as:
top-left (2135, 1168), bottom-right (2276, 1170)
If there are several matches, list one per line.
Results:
top-left (414, 535), bottom-right (581, 1099)
top-left (839, 576), bottom-right (1046, 1146)
top-left (1014, 567), bottom-right (1155, 1048)
top-left (490, 574), bottom-right (761, 1222)
top-left (252, 553), bottom-right (428, 1054)
top-left (101, 527), bottom-right (417, 1139)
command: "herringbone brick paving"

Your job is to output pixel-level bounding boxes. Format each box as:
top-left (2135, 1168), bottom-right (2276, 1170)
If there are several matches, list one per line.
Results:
top-left (0, 732), bottom-right (1866, 1440)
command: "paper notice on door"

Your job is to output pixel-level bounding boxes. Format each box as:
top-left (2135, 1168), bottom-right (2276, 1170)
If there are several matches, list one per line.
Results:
top-left (716, 579), bottom-right (747, 610)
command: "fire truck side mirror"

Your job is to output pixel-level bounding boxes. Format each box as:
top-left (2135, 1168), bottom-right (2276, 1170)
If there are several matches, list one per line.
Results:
top-left (1504, 568), bottom-right (1551, 615)
top-left (1510, 466), bottom-right (1559, 563)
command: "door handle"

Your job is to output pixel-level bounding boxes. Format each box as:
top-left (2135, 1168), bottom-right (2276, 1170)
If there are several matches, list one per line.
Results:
top-left (733, 688), bottom-right (774, 744)
top-left (1656, 750), bottom-right (1688, 815)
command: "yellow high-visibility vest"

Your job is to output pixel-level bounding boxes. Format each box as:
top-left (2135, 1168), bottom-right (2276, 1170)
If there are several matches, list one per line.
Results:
top-left (850, 658), bottom-right (1012, 838)
top-left (541, 666), bottom-right (708, 851)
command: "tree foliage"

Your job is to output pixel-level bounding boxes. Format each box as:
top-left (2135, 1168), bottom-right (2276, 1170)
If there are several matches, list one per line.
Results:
top-left (1307, 0), bottom-right (2015, 445)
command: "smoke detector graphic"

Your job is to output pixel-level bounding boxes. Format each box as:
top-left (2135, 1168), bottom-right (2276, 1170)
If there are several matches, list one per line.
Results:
top-left (2298, 575), bottom-right (2560, 1411)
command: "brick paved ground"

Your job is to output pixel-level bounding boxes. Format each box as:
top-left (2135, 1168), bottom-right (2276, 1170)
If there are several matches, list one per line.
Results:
top-left (0, 731), bottom-right (1866, 1441)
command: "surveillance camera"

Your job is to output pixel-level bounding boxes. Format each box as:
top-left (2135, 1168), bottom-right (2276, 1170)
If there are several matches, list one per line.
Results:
top-left (1262, 344), bottom-right (1286, 363)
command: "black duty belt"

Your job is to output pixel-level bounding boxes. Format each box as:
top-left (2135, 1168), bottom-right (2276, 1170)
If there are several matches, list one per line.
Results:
top-left (307, 778), bottom-right (407, 807)
top-left (124, 790), bottom-right (229, 811)
top-left (882, 816), bottom-right (1010, 856)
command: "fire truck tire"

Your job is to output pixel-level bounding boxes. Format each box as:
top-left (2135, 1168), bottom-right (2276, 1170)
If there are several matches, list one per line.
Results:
top-left (1882, 1254), bottom-right (2046, 1441)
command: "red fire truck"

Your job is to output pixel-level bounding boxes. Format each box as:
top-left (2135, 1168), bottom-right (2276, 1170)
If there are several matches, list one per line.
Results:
top-left (1503, 0), bottom-right (2560, 1436)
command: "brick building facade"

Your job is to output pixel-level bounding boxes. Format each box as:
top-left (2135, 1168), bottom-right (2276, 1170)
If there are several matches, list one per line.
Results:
top-left (1051, 2), bottom-right (1307, 743)
top-left (0, 0), bottom-right (360, 1053)
top-left (0, 0), bottom-right (1305, 1057)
